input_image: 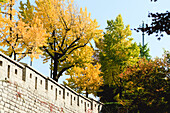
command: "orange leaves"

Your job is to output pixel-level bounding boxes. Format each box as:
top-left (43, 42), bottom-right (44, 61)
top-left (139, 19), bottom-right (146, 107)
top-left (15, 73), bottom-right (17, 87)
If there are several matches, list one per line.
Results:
top-left (0, 0), bottom-right (49, 60)
top-left (156, 87), bottom-right (164, 92)
top-left (121, 58), bottom-right (156, 79)
top-left (120, 56), bottom-right (170, 110)
top-left (1, 0), bottom-right (103, 81)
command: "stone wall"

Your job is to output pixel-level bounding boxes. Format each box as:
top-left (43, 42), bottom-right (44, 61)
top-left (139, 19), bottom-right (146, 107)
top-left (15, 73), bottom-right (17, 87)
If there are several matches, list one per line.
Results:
top-left (0, 52), bottom-right (103, 113)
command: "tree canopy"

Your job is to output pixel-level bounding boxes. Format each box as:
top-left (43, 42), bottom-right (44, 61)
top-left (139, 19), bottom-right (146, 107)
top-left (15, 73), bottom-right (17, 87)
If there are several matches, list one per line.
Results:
top-left (119, 56), bottom-right (170, 112)
top-left (0, 0), bottom-right (103, 81)
top-left (97, 14), bottom-right (140, 102)
top-left (64, 63), bottom-right (103, 97)
top-left (1, 1), bottom-right (169, 112)
top-left (99, 14), bottom-right (140, 85)
top-left (138, 43), bottom-right (151, 60)
top-left (137, 12), bottom-right (170, 40)
top-left (0, 0), bottom-right (47, 61)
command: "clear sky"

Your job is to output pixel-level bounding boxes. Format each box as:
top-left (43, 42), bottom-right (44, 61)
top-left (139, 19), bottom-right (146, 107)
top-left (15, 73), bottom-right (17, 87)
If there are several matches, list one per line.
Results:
top-left (14, 0), bottom-right (170, 84)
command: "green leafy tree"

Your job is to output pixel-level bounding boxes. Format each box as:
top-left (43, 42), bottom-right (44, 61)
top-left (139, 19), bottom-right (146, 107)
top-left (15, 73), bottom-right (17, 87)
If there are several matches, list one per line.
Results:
top-left (98, 14), bottom-right (140, 102)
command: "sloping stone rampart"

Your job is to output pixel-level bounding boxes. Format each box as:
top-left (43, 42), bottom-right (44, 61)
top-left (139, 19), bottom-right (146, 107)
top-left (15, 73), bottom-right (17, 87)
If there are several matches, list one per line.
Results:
top-left (0, 52), bottom-right (102, 113)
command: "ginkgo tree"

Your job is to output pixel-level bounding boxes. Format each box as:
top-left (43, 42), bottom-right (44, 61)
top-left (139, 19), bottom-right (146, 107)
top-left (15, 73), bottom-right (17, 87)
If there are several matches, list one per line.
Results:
top-left (97, 14), bottom-right (140, 102)
top-left (0, 0), bottom-right (48, 62)
top-left (64, 62), bottom-right (103, 97)
top-left (99, 14), bottom-right (140, 85)
top-left (19, 0), bottom-right (103, 81)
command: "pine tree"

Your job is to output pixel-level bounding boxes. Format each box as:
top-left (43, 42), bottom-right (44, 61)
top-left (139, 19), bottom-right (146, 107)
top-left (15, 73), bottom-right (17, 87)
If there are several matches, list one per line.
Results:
top-left (138, 43), bottom-right (151, 60)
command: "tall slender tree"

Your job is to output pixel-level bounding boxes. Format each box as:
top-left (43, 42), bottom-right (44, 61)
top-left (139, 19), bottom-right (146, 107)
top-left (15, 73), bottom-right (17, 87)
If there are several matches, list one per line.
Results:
top-left (98, 14), bottom-right (140, 102)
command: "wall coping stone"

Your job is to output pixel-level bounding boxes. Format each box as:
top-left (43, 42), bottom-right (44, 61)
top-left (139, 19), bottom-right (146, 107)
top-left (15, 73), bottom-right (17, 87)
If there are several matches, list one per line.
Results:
top-left (0, 52), bottom-right (24, 69)
top-left (0, 52), bottom-right (103, 112)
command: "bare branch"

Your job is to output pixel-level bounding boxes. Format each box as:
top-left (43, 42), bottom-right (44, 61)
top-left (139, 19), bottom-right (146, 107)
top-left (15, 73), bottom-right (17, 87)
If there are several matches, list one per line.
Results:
top-left (67, 37), bottom-right (80, 50)
top-left (68, 39), bottom-right (90, 55)
top-left (57, 62), bottom-right (78, 79)
top-left (43, 46), bottom-right (54, 59)
top-left (0, 11), bottom-right (10, 15)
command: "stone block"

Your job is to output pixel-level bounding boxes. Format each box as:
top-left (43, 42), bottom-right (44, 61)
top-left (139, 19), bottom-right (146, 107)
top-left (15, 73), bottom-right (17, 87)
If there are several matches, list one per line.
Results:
top-left (0, 110), bottom-right (5, 113)
top-left (0, 52), bottom-right (103, 113)
top-left (1, 101), bottom-right (5, 106)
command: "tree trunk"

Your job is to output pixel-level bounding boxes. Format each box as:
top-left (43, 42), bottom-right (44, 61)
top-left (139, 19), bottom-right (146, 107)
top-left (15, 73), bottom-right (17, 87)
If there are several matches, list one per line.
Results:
top-left (14, 52), bottom-right (16, 61)
top-left (10, 0), bottom-right (12, 38)
top-left (86, 88), bottom-right (88, 98)
top-left (50, 59), bottom-right (53, 78)
top-left (53, 53), bottom-right (58, 82)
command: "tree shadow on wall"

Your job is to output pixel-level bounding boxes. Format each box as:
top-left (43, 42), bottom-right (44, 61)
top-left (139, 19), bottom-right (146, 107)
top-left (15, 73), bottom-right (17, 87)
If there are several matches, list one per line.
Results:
top-left (100, 102), bottom-right (128, 113)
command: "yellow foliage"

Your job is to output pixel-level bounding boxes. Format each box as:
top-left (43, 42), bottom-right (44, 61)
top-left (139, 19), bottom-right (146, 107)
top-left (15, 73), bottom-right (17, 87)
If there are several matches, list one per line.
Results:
top-left (1, 0), bottom-right (103, 81)
top-left (32, 0), bottom-right (102, 80)
top-left (99, 14), bottom-right (140, 86)
top-left (64, 63), bottom-right (103, 96)
top-left (34, 0), bottom-right (103, 52)
top-left (0, 0), bottom-right (48, 60)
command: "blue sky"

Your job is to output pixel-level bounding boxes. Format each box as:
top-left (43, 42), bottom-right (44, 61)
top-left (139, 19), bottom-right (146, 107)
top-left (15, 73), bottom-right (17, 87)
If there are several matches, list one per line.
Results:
top-left (14, 0), bottom-right (170, 83)
top-left (74, 0), bottom-right (170, 57)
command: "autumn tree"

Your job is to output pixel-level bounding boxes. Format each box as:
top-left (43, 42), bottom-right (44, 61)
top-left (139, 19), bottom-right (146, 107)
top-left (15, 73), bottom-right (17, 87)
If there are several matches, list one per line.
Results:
top-left (0, 0), bottom-right (8, 3)
top-left (19, 0), bottom-right (102, 81)
top-left (64, 62), bottom-right (103, 97)
top-left (119, 57), bottom-right (170, 112)
top-left (0, 0), bottom-right (47, 62)
top-left (100, 15), bottom-right (140, 85)
top-left (97, 14), bottom-right (140, 102)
